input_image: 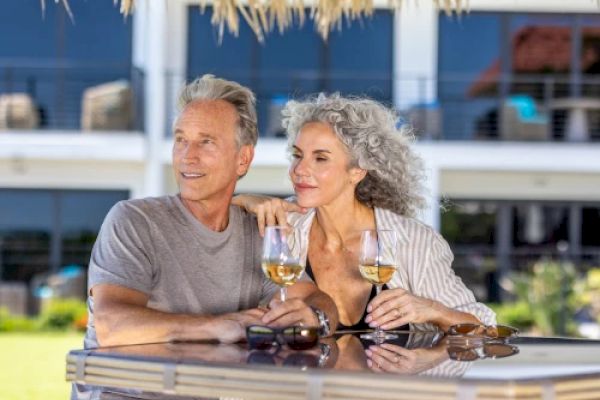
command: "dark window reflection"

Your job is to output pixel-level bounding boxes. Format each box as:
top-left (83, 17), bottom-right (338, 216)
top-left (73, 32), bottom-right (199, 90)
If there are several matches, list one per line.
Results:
top-left (582, 207), bottom-right (600, 247)
top-left (0, 189), bottom-right (128, 283)
top-left (512, 204), bottom-right (569, 247)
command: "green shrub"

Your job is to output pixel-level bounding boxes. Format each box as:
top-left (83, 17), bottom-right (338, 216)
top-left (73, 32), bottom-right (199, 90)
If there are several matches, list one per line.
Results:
top-left (37, 298), bottom-right (87, 331)
top-left (509, 260), bottom-right (577, 336)
top-left (0, 307), bottom-right (38, 332)
top-left (488, 301), bottom-right (534, 330)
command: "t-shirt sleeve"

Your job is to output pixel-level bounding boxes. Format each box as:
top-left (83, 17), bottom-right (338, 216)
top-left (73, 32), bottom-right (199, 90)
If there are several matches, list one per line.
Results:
top-left (88, 201), bottom-right (157, 296)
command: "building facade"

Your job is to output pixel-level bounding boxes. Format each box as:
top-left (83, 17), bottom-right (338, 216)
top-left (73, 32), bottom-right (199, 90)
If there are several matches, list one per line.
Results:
top-left (1, 0), bottom-right (599, 303)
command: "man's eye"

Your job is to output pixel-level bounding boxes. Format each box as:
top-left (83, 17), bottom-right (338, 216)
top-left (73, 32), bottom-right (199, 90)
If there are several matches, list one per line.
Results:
top-left (316, 157), bottom-right (327, 162)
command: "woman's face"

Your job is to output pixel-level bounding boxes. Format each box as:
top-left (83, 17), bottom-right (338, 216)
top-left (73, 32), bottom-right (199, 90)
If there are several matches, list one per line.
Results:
top-left (289, 122), bottom-right (364, 208)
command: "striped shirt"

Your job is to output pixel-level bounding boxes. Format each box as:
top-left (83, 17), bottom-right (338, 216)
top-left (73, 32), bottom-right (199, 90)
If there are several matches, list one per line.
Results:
top-left (288, 207), bottom-right (497, 330)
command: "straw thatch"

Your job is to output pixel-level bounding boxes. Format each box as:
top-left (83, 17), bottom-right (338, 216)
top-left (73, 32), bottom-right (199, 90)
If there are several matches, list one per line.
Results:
top-left (43, 0), bottom-right (469, 41)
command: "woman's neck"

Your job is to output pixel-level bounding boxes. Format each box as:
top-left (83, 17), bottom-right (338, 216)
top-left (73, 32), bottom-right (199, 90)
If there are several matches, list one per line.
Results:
top-left (313, 197), bottom-right (375, 252)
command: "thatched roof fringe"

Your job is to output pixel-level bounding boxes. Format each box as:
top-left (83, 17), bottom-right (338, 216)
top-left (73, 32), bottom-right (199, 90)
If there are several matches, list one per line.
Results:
top-left (47, 0), bottom-right (474, 40)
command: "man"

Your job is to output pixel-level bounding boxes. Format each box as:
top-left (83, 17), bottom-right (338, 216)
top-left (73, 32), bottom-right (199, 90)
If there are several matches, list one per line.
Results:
top-left (74, 75), bottom-right (337, 399)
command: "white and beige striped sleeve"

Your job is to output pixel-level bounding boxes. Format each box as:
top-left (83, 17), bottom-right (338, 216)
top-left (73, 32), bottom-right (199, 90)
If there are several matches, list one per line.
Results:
top-left (416, 229), bottom-right (496, 326)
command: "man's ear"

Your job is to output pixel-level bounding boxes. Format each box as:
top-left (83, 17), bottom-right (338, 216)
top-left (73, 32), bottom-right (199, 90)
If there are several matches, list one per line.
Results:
top-left (350, 167), bottom-right (367, 185)
top-left (237, 145), bottom-right (254, 176)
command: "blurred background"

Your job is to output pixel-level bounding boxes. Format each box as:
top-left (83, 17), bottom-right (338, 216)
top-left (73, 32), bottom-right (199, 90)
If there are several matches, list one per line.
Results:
top-left (1, 3), bottom-right (600, 388)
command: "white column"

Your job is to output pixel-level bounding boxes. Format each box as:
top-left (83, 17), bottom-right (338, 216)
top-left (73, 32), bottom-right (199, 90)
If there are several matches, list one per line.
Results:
top-left (394, 2), bottom-right (439, 110)
top-left (142, 0), bottom-right (167, 197)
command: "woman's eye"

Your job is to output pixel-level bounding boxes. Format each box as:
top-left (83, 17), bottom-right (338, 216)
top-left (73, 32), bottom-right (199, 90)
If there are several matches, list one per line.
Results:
top-left (316, 157), bottom-right (327, 162)
top-left (291, 153), bottom-right (301, 159)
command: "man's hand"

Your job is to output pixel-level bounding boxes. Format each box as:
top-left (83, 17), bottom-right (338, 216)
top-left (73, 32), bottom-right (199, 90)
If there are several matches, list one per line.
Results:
top-left (261, 298), bottom-right (319, 328)
top-left (216, 308), bottom-right (268, 343)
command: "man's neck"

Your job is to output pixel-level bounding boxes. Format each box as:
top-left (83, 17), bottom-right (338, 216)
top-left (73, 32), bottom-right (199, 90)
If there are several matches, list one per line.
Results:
top-left (180, 196), bottom-right (232, 232)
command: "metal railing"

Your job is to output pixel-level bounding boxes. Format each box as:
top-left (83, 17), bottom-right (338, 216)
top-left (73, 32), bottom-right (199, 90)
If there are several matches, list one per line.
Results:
top-left (0, 61), bottom-right (145, 131)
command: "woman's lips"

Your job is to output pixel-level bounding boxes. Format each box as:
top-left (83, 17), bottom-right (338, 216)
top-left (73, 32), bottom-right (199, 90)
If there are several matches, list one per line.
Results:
top-left (294, 183), bottom-right (317, 191)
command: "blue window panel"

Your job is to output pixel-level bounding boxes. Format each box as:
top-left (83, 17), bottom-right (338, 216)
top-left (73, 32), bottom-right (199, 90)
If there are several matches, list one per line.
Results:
top-left (187, 6), bottom-right (255, 87)
top-left (327, 12), bottom-right (394, 103)
top-left (0, 0), bottom-right (58, 60)
top-left (0, 0), bottom-right (132, 129)
top-left (187, 8), bottom-right (393, 136)
top-left (438, 13), bottom-right (501, 139)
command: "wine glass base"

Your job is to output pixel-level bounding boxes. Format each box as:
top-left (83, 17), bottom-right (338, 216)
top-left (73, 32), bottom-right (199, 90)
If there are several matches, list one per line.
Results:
top-left (360, 331), bottom-right (398, 344)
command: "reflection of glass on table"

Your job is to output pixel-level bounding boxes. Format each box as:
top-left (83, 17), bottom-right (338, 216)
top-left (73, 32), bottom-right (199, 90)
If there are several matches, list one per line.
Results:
top-left (549, 97), bottom-right (600, 141)
top-left (67, 333), bottom-right (600, 400)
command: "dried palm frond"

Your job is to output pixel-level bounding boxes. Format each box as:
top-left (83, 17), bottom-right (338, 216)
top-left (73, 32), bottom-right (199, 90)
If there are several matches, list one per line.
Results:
top-left (52, 0), bottom-right (476, 40)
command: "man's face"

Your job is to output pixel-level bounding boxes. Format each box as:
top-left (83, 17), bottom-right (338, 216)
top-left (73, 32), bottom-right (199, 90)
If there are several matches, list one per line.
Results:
top-left (172, 99), bottom-right (253, 204)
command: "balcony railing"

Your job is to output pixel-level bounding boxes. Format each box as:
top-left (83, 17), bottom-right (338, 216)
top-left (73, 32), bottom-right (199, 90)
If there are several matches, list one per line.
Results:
top-left (168, 71), bottom-right (600, 142)
top-left (0, 61), bottom-right (144, 132)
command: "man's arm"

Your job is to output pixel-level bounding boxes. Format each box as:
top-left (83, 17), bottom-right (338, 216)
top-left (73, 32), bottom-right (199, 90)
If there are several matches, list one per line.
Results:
top-left (261, 282), bottom-right (339, 335)
top-left (92, 284), bottom-right (266, 346)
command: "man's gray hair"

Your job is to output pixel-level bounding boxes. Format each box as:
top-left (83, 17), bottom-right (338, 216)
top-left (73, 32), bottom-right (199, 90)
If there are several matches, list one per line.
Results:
top-left (282, 93), bottom-right (426, 217)
top-left (178, 74), bottom-right (258, 147)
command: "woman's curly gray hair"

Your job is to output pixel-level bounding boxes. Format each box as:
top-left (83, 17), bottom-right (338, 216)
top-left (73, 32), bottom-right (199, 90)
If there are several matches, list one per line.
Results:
top-left (282, 93), bottom-right (426, 217)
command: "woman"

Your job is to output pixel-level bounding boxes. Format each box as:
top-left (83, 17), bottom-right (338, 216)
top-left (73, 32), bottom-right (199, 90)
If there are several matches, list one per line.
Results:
top-left (234, 94), bottom-right (495, 332)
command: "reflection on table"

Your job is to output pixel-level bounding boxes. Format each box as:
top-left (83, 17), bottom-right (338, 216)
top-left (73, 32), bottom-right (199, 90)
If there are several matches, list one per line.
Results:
top-left (67, 331), bottom-right (600, 400)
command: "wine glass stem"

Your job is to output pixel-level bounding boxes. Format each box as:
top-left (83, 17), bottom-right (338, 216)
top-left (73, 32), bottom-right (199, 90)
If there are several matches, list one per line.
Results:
top-left (280, 286), bottom-right (287, 302)
top-left (375, 284), bottom-right (383, 337)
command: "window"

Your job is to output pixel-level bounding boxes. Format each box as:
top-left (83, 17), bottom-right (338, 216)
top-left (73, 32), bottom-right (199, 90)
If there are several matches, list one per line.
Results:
top-left (0, 189), bottom-right (128, 283)
top-left (187, 7), bottom-right (393, 137)
top-left (0, 1), bottom-right (133, 129)
top-left (438, 13), bottom-right (502, 140)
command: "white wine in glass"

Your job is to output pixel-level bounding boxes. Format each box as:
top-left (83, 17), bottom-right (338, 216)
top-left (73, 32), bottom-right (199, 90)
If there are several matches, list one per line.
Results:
top-left (359, 229), bottom-right (398, 343)
top-left (261, 226), bottom-right (304, 301)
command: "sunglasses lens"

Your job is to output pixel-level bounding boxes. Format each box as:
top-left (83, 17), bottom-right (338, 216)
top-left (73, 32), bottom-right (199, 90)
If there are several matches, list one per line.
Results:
top-left (484, 343), bottom-right (519, 358)
top-left (447, 346), bottom-right (479, 361)
top-left (247, 326), bottom-right (276, 349)
top-left (283, 327), bottom-right (319, 350)
top-left (494, 325), bottom-right (518, 338)
top-left (450, 324), bottom-right (480, 335)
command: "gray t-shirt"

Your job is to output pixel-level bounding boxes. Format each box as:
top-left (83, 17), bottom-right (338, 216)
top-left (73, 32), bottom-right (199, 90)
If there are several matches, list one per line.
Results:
top-left (83, 195), bottom-right (277, 349)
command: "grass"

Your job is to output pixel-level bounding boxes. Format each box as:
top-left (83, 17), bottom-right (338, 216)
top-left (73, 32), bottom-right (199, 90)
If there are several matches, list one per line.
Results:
top-left (0, 332), bottom-right (84, 400)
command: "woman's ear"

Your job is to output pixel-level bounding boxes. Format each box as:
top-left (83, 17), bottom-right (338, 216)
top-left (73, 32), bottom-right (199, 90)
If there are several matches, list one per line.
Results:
top-left (349, 167), bottom-right (367, 185)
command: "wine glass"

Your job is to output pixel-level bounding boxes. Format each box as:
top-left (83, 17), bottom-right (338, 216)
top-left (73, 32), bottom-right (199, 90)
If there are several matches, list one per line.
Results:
top-left (358, 229), bottom-right (398, 343)
top-left (261, 226), bottom-right (304, 301)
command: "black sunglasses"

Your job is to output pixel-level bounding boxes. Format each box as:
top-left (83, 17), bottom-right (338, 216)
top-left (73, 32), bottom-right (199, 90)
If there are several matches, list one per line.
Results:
top-left (246, 325), bottom-right (320, 350)
top-left (447, 342), bottom-right (520, 361)
top-left (247, 343), bottom-right (331, 368)
top-left (447, 323), bottom-right (519, 339)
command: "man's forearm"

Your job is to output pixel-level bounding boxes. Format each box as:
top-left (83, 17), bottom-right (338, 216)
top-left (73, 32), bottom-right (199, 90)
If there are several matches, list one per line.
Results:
top-left (95, 302), bottom-right (220, 346)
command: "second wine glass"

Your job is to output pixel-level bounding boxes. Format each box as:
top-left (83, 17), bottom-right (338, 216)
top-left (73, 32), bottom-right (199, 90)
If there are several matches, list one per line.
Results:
top-left (358, 229), bottom-right (398, 343)
top-left (261, 226), bottom-right (304, 301)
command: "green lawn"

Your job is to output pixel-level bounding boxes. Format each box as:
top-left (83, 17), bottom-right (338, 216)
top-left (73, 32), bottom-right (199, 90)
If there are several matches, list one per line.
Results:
top-left (0, 332), bottom-right (84, 400)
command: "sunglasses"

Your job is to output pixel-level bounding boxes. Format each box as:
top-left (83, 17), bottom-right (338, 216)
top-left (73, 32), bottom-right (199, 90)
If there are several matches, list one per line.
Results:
top-left (447, 323), bottom-right (519, 339)
top-left (247, 343), bottom-right (331, 368)
top-left (246, 325), bottom-right (319, 350)
top-left (447, 342), bottom-right (519, 362)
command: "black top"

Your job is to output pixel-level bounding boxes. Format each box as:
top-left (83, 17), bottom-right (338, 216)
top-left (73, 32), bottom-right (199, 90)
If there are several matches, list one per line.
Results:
top-left (305, 258), bottom-right (409, 332)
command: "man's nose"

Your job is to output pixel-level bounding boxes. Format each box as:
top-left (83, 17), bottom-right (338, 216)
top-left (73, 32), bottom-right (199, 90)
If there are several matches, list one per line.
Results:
top-left (182, 142), bottom-right (200, 162)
